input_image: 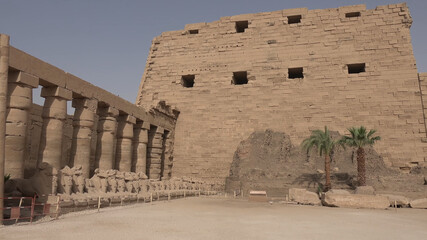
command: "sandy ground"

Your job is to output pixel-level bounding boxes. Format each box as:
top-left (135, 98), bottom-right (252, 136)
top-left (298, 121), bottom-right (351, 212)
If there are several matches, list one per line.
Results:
top-left (1, 196), bottom-right (426, 240)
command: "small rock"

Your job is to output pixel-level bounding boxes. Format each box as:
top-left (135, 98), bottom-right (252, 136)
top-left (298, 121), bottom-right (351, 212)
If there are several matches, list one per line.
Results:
top-left (316, 169), bottom-right (324, 174)
top-left (355, 186), bottom-right (376, 195)
top-left (410, 198), bottom-right (427, 209)
top-left (333, 167), bottom-right (339, 172)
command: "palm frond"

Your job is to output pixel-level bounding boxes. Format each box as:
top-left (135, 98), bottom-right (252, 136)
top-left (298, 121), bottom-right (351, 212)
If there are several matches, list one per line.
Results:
top-left (341, 126), bottom-right (381, 148)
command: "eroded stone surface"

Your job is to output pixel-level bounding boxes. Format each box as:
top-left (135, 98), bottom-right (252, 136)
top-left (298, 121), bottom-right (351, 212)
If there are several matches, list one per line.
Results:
top-left (322, 192), bottom-right (390, 209)
top-left (410, 198), bottom-right (427, 209)
top-left (355, 186), bottom-right (376, 195)
top-left (289, 188), bottom-right (321, 205)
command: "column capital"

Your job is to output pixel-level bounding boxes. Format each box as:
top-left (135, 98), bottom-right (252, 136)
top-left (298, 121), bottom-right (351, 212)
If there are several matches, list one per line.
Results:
top-left (8, 71), bottom-right (39, 88)
top-left (98, 106), bottom-right (119, 117)
top-left (118, 114), bottom-right (136, 124)
top-left (72, 98), bottom-right (98, 112)
top-left (155, 127), bottom-right (164, 135)
top-left (41, 86), bottom-right (72, 100)
top-left (135, 121), bottom-right (150, 130)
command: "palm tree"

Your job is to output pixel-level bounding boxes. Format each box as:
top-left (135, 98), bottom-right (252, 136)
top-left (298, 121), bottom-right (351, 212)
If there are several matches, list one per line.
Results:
top-left (340, 126), bottom-right (381, 186)
top-left (302, 126), bottom-right (341, 191)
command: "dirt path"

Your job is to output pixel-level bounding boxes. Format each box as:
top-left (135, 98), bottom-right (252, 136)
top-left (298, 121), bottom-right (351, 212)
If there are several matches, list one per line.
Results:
top-left (1, 197), bottom-right (426, 240)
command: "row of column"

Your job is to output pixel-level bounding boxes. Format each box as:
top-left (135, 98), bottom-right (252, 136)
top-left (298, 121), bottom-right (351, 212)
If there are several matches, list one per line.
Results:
top-left (5, 70), bottom-right (171, 180)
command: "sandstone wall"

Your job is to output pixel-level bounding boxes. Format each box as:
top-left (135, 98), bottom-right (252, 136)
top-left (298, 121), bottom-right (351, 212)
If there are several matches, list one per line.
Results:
top-left (137, 3), bottom-right (427, 185)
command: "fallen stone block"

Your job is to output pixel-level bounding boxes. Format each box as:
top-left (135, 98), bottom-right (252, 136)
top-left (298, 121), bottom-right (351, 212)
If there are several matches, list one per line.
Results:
top-left (322, 192), bottom-right (389, 209)
top-left (289, 188), bottom-right (321, 205)
top-left (249, 190), bottom-right (268, 202)
top-left (410, 198), bottom-right (427, 209)
top-left (328, 189), bottom-right (351, 195)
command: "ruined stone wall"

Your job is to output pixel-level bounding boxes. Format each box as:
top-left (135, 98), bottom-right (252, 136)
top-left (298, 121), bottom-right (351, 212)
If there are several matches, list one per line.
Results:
top-left (137, 3), bottom-right (427, 185)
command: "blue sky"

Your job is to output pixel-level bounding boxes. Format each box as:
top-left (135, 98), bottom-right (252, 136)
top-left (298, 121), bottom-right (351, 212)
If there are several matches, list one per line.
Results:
top-left (1, 0), bottom-right (426, 104)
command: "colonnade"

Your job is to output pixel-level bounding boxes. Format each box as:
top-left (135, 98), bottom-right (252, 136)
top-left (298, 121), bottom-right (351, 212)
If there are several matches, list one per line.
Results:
top-left (4, 70), bottom-right (173, 181)
top-left (0, 34), bottom-right (178, 222)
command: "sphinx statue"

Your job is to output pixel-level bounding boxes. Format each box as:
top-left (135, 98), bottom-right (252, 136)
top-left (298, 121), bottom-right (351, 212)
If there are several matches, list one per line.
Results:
top-left (107, 169), bottom-right (118, 193)
top-left (71, 165), bottom-right (85, 194)
top-left (116, 171), bottom-right (126, 193)
top-left (4, 162), bottom-right (57, 198)
top-left (124, 172), bottom-right (134, 193)
top-left (98, 169), bottom-right (109, 193)
top-left (59, 166), bottom-right (74, 195)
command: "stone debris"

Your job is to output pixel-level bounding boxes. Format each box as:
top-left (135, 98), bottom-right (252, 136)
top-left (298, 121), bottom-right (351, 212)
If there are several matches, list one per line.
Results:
top-left (322, 192), bottom-right (390, 209)
top-left (409, 198), bottom-right (427, 209)
top-left (288, 188), bottom-right (321, 206)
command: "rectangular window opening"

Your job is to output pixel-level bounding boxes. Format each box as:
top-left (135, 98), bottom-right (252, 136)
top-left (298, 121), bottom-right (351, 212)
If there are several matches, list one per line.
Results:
top-left (347, 63), bottom-right (365, 74)
top-left (181, 75), bottom-right (195, 88)
top-left (287, 15), bottom-right (302, 24)
top-left (189, 29), bottom-right (199, 34)
top-left (345, 12), bottom-right (361, 18)
top-left (235, 21), bottom-right (249, 33)
top-left (288, 67), bottom-right (304, 79)
top-left (232, 71), bottom-right (248, 85)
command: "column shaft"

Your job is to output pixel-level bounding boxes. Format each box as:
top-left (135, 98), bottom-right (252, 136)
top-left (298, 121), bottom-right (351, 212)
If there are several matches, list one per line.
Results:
top-left (147, 127), bottom-right (164, 180)
top-left (116, 115), bottom-right (136, 172)
top-left (162, 131), bottom-right (174, 180)
top-left (38, 86), bottom-right (72, 171)
top-left (95, 107), bottom-right (118, 171)
top-left (70, 98), bottom-right (97, 178)
top-left (0, 34), bottom-right (10, 223)
top-left (5, 72), bottom-right (38, 178)
top-left (133, 122), bottom-right (149, 173)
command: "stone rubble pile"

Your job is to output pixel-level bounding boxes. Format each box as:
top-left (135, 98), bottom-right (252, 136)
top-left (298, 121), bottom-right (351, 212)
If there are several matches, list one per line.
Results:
top-left (287, 187), bottom-right (427, 210)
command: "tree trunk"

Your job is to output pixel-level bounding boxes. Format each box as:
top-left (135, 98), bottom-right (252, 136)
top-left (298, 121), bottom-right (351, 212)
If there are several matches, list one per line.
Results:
top-left (324, 154), bottom-right (332, 191)
top-left (357, 147), bottom-right (366, 186)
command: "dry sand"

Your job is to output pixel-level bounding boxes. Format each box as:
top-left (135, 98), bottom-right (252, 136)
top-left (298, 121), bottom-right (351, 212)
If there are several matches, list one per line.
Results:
top-left (1, 196), bottom-right (426, 240)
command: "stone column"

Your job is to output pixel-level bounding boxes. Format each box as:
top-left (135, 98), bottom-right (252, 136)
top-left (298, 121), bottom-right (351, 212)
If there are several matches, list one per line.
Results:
top-left (162, 131), bottom-right (174, 180)
top-left (38, 86), bottom-right (72, 171)
top-left (95, 106), bottom-right (119, 171)
top-left (0, 34), bottom-right (10, 223)
top-left (147, 127), bottom-right (164, 180)
top-left (70, 98), bottom-right (97, 178)
top-left (133, 121), bottom-right (149, 173)
top-left (5, 71), bottom-right (38, 178)
top-left (116, 115), bottom-right (136, 172)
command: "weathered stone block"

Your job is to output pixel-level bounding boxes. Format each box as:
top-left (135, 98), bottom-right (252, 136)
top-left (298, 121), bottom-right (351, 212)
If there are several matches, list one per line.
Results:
top-left (410, 198), bottom-right (427, 209)
top-left (355, 186), bottom-right (376, 195)
top-left (322, 192), bottom-right (390, 209)
top-left (289, 188), bottom-right (321, 205)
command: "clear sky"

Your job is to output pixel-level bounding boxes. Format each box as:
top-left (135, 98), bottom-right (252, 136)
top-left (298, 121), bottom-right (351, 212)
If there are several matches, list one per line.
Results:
top-left (1, 0), bottom-right (426, 105)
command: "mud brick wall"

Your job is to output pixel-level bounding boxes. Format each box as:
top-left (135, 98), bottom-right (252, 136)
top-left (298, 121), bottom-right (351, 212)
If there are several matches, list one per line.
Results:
top-left (137, 3), bottom-right (427, 185)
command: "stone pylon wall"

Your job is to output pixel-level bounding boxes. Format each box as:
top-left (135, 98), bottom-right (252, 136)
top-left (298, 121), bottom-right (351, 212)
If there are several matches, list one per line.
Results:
top-left (136, 3), bottom-right (427, 185)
